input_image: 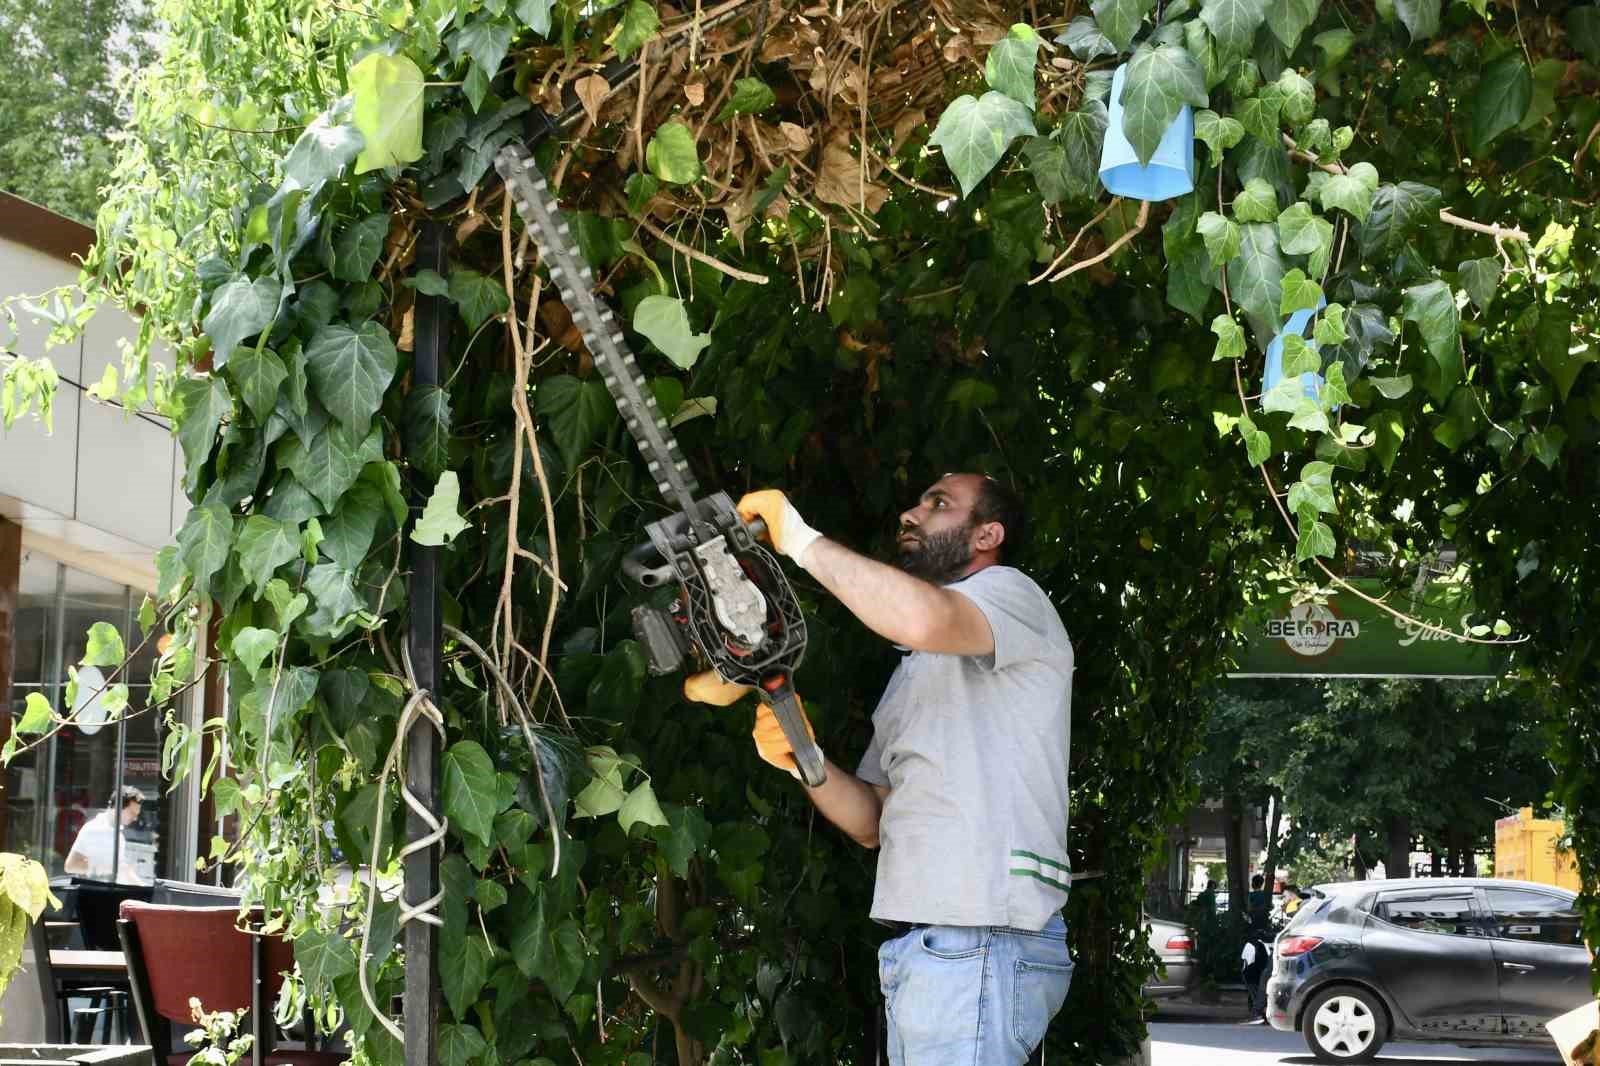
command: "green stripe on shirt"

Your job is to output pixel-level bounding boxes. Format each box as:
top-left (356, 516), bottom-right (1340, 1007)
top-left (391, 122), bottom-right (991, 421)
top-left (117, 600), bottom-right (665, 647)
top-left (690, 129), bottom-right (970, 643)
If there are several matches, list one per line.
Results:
top-left (1009, 867), bottom-right (1072, 893)
top-left (1010, 849), bottom-right (1071, 873)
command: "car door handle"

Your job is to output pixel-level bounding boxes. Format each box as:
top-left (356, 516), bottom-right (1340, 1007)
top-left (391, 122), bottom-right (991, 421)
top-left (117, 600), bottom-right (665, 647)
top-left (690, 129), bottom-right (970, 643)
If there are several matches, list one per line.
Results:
top-left (1501, 962), bottom-right (1535, 973)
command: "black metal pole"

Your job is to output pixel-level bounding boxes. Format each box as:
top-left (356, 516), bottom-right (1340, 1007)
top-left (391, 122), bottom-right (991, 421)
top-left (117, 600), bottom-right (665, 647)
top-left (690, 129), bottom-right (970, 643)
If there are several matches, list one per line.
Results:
top-left (404, 221), bottom-right (449, 1066)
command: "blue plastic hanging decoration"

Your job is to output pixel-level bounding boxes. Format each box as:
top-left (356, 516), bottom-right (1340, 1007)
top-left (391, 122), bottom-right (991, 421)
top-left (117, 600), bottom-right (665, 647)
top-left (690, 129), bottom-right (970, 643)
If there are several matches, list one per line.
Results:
top-left (1260, 298), bottom-right (1329, 407)
top-left (1099, 64), bottom-right (1196, 202)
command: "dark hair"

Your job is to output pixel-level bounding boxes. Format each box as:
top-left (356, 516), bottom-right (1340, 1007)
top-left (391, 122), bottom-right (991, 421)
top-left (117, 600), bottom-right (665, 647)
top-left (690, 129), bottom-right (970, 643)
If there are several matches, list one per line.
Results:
top-left (114, 785), bottom-right (144, 810)
top-left (1251, 874), bottom-right (1264, 889)
top-left (972, 475), bottom-right (1026, 562)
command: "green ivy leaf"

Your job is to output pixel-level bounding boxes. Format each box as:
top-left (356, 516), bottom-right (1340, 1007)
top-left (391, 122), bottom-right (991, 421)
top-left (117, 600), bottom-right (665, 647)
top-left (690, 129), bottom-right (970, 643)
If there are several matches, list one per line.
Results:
top-left (1266, 0), bottom-right (1319, 49)
top-left (283, 423), bottom-right (377, 511)
top-left (1199, 0), bottom-right (1267, 59)
top-left (1231, 223), bottom-right (1285, 327)
top-left (1369, 374), bottom-right (1413, 399)
top-left (1536, 304), bottom-right (1592, 401)
top-left (409, 269), bottom-right (450, 297)
top-left (17, 692), bottom-right (52, 735)
top-left (81, 621), bottom-right (124, 668)
top-left (1211, 314), bottom-right (1246, 360)
top-left (176, 502), bottom-right (235, 599)
top-left (1232, 178), bottom-right (1278, 223)
top-left (237, 515), bottom-right (301, 593)
top-left (1458, 257), bottom-right (1501, 312)
top-left (1234, 89), bottom-right (1283, 145)
top-left (515, 0), bottom-right (554, 35)
top-left (447, 267), bottom-right (510, 333)
top-left (574, 774), bottom-right (627, 818)
top-left (1277, 202), bottom-right (1335, 277)
top-left (543, 919), bottom-right (587, 1002)
top-left (618, 780), bottom-right (669, 835)
top-left (633, 294), bottom-right (711, 370)
top-left (605, 0), bottom-right (659, 60)
top-left (1197, 212), bottom-right (1241, 266)
top-left (1320, 361), bottom-right (1352, 408)
top-left (1048, 102), bottom-right (1109, 202)
top-left (441, 932), bottom-right (491, 1023)
top-left (412, 471), bottom-right (472, 547)
top-left (536, 375), bottom-right (617, 470)
top-left (1359, 181), bottom-right (1442, 258)
top-left (1401, 279), bottom-right (1461, 382)
top-left (175, 376), bottom-right (232, 492)
top-left (1119, 43), bottom-right (1208, 167)
top-left (227, 346), bottom-right (288, 425)
top-left (1470, 52), bottom-right (1532, 151)
top-left (646, 121), bottom-right (702, 184)
top-left (1394, 0), bottom-right (1442, 40)
top-left (1193, 110), bottom-right (1245, 166)
top-left (1294, 507), bottom-right (1337, 562)
top-left (1236, 414), bottom-right (1272, 465)
top-left (442, 739), bottom-right (499, 846)
top-left (350, 52), bottom-right (425, 173)
top-left (1312, 303), bottom-right (1346, 346)
top-left (985, 24), bottom-right (1042, 109)
top-left (295, 928), bottom-right (357, 992)
top-left (1092, 0), bottom-right (1157, 52)
top-left (204, 277), bottom-right (281, 367)
top-left (404, 385), bottom-right (453, 481)
top-left (282, 109), bottom-right (364, 191)
top-left (715, 77), bottom-right (777, 121)
top-left (1280, 268), bottom-right (1323, 314)
top-left (437, 1023), bottom-right (487, 1066)
top-left (929, 91), bottom-right (1037, 198)
top-left (1275, 69), bottom-right (1316, 124)
top-left (230, 627), bottom-right (279, 680)
top-left (304, 563), bottom-right (361, 633)
top-left (331, 213), bottom-right (390, 283)
top-left (1319, 162), bottom-right (1379, 222)
top-left (304, 321), bottom-right (398, 438)
top-left (650, 805), bottom-right (713, 878)
top-left (1057, 16), bottom-right (1118, 60)
top-left (449, 18), bottom-right (513, 79)
top-left (1281, 333), bottom-right (1320, 376)
top-left (1287, 460), bottom-right (1337, 514)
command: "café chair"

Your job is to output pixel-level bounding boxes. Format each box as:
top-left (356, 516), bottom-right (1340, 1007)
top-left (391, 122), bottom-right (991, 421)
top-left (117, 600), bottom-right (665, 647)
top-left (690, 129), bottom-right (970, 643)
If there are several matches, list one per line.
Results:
top-left (117, 902), bottom-right (343, 1066)
top-left (27, 915), bottom-right (129, 1044)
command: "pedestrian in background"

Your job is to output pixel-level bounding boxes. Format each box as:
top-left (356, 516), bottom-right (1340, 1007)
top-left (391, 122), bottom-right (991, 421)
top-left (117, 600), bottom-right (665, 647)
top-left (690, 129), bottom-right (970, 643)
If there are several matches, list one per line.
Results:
top-left (1240, 924), bottom-right (1271, 1024)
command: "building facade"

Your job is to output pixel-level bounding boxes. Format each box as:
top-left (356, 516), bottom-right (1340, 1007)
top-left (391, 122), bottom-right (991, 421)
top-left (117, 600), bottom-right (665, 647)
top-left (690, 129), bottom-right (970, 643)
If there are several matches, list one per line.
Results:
top-left (1, 191), bottom-right (208, 888)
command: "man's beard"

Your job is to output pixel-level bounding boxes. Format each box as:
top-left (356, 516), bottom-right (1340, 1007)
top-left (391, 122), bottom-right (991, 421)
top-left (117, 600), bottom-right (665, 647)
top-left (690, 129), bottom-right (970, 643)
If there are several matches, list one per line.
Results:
top-left (895, 523), bottom-right (975, 584)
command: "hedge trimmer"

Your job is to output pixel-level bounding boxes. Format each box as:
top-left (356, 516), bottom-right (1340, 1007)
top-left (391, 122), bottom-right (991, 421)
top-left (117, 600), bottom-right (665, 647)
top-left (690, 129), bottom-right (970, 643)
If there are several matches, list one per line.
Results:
top-left (493, 142), bottom-right (825, 787)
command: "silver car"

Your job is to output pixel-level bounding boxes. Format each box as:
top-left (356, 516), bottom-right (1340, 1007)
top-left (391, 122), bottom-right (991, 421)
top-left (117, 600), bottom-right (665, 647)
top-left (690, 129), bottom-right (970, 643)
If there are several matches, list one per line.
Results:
top-left (1145, 915), bottom-right (1198, 998)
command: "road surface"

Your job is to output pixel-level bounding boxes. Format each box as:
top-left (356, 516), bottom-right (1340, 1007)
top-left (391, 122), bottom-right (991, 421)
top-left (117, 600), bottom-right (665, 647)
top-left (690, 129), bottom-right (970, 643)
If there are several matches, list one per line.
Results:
top-left (1150, 1020), bottom-right (1564, 1065)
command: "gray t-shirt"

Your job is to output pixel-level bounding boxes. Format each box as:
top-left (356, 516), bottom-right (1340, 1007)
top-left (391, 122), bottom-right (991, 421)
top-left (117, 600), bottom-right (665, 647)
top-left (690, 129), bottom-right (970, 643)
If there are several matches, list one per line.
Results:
top-left (856, 564), bottom-right (1074, 930)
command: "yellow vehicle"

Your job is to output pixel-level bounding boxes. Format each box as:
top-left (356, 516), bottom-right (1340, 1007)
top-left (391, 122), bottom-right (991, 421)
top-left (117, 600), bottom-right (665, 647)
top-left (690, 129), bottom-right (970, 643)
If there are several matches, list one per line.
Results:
top-left (1495, 807), bottom-right (1581, 892)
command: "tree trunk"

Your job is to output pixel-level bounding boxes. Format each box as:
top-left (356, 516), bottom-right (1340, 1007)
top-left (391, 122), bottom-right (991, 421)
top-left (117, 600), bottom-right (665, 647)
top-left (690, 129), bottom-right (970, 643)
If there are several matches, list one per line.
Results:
top-left (1261, 789), bottom-right (1284, 896)
top-left (1386, 814), bottom-right (1412, 879)
top-left (1223, 792), bottom-right (1248, 911)
top-left (1430, 849), bottom-right (1441, 876)
top-left (1353, 842), bottom-right (1369, 880)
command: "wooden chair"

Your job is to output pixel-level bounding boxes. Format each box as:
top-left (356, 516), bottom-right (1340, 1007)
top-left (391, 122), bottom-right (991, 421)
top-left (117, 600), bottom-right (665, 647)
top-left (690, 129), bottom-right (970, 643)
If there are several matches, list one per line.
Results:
top-left (26, 916), bottom-right (129, 1043)
top-left (117, 902), bottom-right (343, 1066)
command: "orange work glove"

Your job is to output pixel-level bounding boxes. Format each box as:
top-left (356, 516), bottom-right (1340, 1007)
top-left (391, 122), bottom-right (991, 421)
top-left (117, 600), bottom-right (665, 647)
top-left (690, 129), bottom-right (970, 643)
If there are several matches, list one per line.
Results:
top-left (683, 671), bottom-right (818, 780)
top-left (736, 489), bottom-right (823, 566)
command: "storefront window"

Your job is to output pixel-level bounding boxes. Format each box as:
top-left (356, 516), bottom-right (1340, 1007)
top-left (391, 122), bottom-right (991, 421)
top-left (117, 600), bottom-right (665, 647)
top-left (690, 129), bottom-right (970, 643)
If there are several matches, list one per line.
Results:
top-left (4, 551), bottom-right (178, 884)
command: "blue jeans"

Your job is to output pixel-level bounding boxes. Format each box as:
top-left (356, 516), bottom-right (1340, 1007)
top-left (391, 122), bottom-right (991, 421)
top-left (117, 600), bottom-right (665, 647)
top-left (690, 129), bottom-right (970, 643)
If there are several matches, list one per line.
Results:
top-left (877, 914), bottom-right (1074, 1066)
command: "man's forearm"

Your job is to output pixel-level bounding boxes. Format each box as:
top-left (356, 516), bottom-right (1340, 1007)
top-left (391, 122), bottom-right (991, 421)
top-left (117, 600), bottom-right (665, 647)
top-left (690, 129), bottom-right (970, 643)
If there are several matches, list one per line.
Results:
top-left (801, 538), bottom-right (983, 653)
top-left (803, 757), bottom-right (883, 848)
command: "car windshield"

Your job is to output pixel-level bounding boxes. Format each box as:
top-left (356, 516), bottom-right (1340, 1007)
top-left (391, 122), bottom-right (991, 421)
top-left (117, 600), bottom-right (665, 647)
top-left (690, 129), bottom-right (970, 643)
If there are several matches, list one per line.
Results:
top-left (1284, 895), bottom-right (1329, 934)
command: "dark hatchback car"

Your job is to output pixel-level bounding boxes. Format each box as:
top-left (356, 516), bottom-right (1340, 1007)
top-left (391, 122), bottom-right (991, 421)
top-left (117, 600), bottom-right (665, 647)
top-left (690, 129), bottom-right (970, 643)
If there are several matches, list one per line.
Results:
top-left (1267, 877), bottom-right (1591, 1062)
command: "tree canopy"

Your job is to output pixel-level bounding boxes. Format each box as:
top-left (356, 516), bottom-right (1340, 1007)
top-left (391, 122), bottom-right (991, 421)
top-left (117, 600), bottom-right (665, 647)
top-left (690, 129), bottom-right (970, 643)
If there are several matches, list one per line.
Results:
top-left (2, 0), bottom-right (1600, 1063)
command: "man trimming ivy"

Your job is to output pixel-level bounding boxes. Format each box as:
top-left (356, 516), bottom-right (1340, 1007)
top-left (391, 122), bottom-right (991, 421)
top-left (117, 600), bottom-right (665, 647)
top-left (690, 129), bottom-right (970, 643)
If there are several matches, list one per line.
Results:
top-left (687, 472), bottom-right (1076, 1065)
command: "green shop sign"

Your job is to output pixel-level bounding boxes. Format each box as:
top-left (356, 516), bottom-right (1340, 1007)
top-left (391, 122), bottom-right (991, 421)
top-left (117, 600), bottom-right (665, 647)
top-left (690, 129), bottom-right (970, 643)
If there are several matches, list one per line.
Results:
top-left (1228, 579), bottom-right (1508, 679)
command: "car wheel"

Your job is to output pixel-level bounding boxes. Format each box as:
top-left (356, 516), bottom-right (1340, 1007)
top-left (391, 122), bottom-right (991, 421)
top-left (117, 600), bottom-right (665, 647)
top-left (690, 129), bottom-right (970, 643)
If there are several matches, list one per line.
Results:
top-left (1301, 986), bottom-right (1386, 1063)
